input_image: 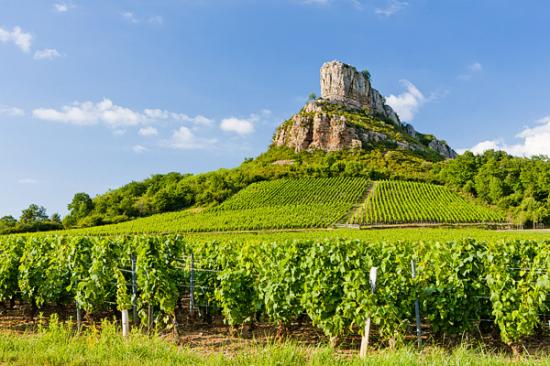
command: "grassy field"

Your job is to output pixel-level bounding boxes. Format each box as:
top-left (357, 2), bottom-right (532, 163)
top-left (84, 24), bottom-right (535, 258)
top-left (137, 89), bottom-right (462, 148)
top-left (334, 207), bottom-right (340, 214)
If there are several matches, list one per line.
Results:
top-left (0, 320), bottom-right (548, 366)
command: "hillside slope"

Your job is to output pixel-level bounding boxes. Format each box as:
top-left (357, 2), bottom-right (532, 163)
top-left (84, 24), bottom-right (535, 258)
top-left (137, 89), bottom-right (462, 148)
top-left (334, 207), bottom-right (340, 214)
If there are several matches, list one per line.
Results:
top-left (44, 178), bottom-right (507, 236)
top-left (350, 180), bottom-right (505, 225)
top-left (63, 177), bottom-right (370, 235)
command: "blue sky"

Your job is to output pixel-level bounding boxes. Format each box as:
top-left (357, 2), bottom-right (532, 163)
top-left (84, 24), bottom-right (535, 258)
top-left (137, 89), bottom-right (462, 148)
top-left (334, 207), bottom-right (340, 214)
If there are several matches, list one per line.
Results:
top-left (2, 0), bottom-right (550, 217)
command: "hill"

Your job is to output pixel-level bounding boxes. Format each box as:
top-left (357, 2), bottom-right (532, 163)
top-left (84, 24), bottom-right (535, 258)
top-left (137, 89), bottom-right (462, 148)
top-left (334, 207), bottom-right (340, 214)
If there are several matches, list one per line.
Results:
top-left (2, 61), bottom-right (550, 234)
top-left (48, 178), bottom-right (506, 236)
top-left (273, 61), bottom-right (456, 160)
top-left (62, 177), bottom-right (370, 234)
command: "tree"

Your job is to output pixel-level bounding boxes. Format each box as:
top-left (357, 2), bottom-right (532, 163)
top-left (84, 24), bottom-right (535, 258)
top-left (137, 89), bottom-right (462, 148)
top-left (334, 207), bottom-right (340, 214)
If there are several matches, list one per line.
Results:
top-left (0, 215), bottom-right (17, 227)
top-left (64, 193), bottom-right (94, 227)
top-left (19, 204), bottom-right (48, 225)
top-left (50, 213), bottom-right (62, 224)
top-left (0, 215), bottom-right (17, 232)
top-left (307, 93), bottom-right (317, 101)
top-left (67, 193), bottom-right (94, 219)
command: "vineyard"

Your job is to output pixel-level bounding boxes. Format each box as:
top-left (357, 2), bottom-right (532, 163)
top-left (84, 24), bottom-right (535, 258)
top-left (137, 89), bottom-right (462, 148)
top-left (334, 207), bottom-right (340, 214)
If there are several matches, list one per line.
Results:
top-left (217, 177), bottom-right (368, 209)
top-left (56, 177), bottom-right (370, 235)
top-left (0, 234), bottom-right (548, 351)
top-left (186, 227), bottom-right (550, 247)
top-left (40, 178), bottom-right (510, 236)
top-left (349, 180), bottom-right (505, 225)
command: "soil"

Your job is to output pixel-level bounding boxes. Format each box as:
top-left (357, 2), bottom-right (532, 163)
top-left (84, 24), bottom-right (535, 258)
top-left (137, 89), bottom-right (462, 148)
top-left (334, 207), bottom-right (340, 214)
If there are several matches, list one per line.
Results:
top-left (0, 302), bottom-right (548, 357)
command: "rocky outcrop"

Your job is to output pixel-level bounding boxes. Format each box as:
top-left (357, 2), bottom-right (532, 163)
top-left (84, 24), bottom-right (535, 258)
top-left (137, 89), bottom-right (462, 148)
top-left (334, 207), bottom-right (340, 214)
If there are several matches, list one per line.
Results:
top-left (273, 61), bottom-right (458, 160)
top-left (273, 102), bottom-right (411, 152)
top-left (429, 139), bottom-right (457, 159)
top-left (320, 61), bottom-right (372, 109)
top-left (320, 61), bottom-right (400, 125)
top-left (274, 102), bottom-right (361, 151)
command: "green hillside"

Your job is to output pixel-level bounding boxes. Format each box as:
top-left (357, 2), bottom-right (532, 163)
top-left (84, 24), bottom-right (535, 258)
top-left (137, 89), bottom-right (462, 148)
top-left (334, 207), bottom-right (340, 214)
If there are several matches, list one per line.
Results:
top-left (43, 177), bottom-right (507, 236)
top-left (217, 177), bottom-right (368, 209)
top-left (349, 180), bottom-right (505, 225)
top-left (63, 177), bottom-right (370, 235)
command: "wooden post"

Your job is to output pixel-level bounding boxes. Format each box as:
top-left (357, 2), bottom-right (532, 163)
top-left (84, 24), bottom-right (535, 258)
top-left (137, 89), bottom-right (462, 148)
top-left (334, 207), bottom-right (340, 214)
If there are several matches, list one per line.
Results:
top-left (148, 304), bottom-right (153, 334)
top-left (121, 309), bottom-right (130, 337)
top-left (411, 260), bottom-right (422, 348)
top-left (131, 255), bottom-right (138, 324)
top-left (189, 252), bottom-right (195, 317)
top-left (76, 302), bottom-right (82, 333)
top-left (360, 267), bottom-right (378, 358)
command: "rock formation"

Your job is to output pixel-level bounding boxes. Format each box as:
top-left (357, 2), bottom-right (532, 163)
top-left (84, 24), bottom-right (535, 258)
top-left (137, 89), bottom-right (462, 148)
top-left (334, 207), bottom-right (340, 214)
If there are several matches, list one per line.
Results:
top-left (273, 61), bottom-right (457, 159)
top-left (320, 60), bottom-right (400, 124)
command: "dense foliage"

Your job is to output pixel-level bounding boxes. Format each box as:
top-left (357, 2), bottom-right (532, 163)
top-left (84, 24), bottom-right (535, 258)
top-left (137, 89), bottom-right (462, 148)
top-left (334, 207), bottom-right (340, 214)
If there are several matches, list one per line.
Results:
top-left (51, 178), bottom-right (506, 236)
top-left (0, 234), bottom-right (548, 349)
top-left (350, 180), bottom-right (504, 225)
top-left (54, 149), bottom-right (550, 232)
top-left (51, 177), bottom-right (370, 235)
top-left (54, 147), bottom-right (434, 230)
top-left (437, 151), bottom-right (550, 226)
top-left (0, 204), bottom-right (62, 235)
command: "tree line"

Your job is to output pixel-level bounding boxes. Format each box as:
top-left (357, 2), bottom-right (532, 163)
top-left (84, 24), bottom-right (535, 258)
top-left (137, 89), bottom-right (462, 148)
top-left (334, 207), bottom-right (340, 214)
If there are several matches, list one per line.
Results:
top-left (2, 147), bottom-right (549, 234)
top-left (0, 204), bottom-right (62, 234)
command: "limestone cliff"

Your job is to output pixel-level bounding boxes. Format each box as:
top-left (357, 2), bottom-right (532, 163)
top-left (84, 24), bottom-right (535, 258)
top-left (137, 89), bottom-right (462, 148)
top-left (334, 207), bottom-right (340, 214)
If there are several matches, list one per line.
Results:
top-left (273, 61), bottom-right (457, 160)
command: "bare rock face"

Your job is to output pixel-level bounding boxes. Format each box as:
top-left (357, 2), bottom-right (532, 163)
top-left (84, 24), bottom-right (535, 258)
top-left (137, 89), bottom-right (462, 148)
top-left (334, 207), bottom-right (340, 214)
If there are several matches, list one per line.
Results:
top-left (429, 139), bottom-right (458, 159)
top-left (273, 60), bottom-right (458, 160)
top-left (274, 102), bottom-right (395, 152)
top-left (320, 61), bottom-right (400, 124)
top-left (320, 61), bottom-right (372, 109)
top-left (274, 102), bottom-right (355, 152)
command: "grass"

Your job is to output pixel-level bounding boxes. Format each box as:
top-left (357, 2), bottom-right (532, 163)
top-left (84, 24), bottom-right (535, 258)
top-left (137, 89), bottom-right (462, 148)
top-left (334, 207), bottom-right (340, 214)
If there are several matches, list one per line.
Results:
top-left (0, 317), bottom-right (548, 365)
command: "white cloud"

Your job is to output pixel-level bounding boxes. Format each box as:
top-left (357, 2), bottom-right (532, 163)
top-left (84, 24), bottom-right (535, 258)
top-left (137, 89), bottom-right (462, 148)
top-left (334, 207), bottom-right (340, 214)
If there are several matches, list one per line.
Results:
top-left (32, 99), bottom-right (212, 130)
top-left (0, 105), bottom-right (25, 117)
top-left (220, 118), bottom-right (255, 135)
top-left (468, 62), bottom-right (483, 72)
top-left (143, 109), bottom-right (213, 126)
top-left (18, 178), bottom-right (37, 184)
top-left (53, 2), bottom-right (74, 12)
top-left (33, 99), bottom-right (145, 126)
top-left (0, 26), bottom-right (32, 53)
top-left (132, 145), bottom-right (148, 153)
top-left (458, 140), bottom-right (503, 155)
top-left (34, 48), bottom-right (61, 60)
top-left (385, 80), bottom-right (426, 122)
top-left (164, 126), bottom-right (217, 150)
top-left (138, 126), bottom-right (158, 136)
top-left (458, 62), bottom-right (483, 80)
top-left (219, 110), bottom-right (271, 136)
top-left (122, 12), bottom-right (163, 25)
top-left (148, 16), bottom-right (164, 25)
top-left (375, 0), bottom-right (408, 16)
top-left (122, 12), bottom-right (140, 24)
top-left (461, 116), bottom-right (550, 157)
